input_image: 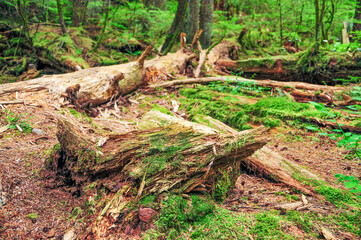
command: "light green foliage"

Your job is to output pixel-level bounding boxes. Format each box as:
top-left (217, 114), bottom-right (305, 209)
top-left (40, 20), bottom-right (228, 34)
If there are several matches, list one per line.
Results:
top-left (335, 174), bottom-right (361, 199)
top-left (307, 101), bottom-right (361, 160)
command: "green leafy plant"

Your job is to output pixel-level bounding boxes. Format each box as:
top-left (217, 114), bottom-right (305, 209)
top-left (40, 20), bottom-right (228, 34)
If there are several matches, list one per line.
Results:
top-left (307, 101), bottom-right (361, 160)
top-left (335, 174), bottom-right (361, 199)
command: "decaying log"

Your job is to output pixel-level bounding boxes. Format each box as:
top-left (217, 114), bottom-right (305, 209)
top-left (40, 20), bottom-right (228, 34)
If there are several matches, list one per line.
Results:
top-left (140, 111), bottom-right (322, 196)
top-left (302, 117), bottom-right (361, 134)
top-left (215, 52), bottom-right (361, 83)
top-left (0, 48), bottom-right (195, 107)
top-left (149, 76), bottom-right (345, 92)
top-left (53, 114), bottom-right (269, 196)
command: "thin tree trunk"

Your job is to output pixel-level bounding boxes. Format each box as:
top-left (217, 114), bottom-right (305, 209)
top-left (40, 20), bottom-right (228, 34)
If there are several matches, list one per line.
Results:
top-left (71, 0), bottom-right (83, 27)
top-left (184, 0), bottom-right (199, 44)
top-left (94, 0), bottom-right (111, 50)
top-left (199, 0), bottom-right (213, 49)
top-left (354, 0), bottom-right (361, 31)
top-left (81, 0), bottom-right (89, 25)
top-left (161, 0), bottom-right (190, 54)
top-left (315, 0), bottom-right (320, 51)
top-left (279, 0), bottom-right (283, 46)
top-left (56, 0), bottom-right (67, 35)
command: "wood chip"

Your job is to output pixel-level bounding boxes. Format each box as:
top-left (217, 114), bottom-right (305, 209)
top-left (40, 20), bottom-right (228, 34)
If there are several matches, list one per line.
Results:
top-left (0, 125), bottom-right (9, 133)
top-left (16, 124), bottom-right (23, 132)
top-left (275, 202), bottom-right (303, 211)
top-left (301, 194), bottom-right (308, 205)
top-left (321, 227), bottom-right (336, 240)
top-left (97, 137), bottom-right (109, 147)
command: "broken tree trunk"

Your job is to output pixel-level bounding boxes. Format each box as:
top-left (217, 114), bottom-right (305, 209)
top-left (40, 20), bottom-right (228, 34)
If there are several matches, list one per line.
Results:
top-left (53, 115), bottom-right (269, 196)
top-left (139, 111), bottom-right (322, 196)
top-left (0, 48), bottom-right (195, 107)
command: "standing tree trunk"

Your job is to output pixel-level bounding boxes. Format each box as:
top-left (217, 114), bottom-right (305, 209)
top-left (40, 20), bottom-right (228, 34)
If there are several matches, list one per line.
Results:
top-left (93, 0), bottom-right (111, 51)
top-left (183, 0), bottom-right (199, 44)
top-left (314, 0), bottom-right (320, 51)
top-left (279, 0), bottom-right (283, 46)
top-left (144, 0), bottom-right (167, 10)
top-left (80, 0), bottom-right (89, 25)
top-left (56, 0), bottom-right (67, 35)
top-left (199, 0), bottom-right (213, 49)
top-left (354, 0), bottom-right (361, 31)
top-left (161, 0), bottom-right (190, 54)
top-left (71, 0), bottom-right (83, 27)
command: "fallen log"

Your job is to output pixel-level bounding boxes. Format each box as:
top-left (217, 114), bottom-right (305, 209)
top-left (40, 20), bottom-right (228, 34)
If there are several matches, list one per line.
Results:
top-left (149, 76), bottom-right (345, 92)
top-left (139, 111), bottom-right (322, 196)
top-left (0, 48), bottom-right (195, 107)
top-left (215, 51), bottom-right (361, 83)
top-left (52, 115), bottom-right (269, 195)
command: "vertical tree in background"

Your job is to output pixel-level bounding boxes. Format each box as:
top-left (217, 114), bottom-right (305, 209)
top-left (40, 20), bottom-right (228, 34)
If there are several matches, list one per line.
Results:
top-left (184, 0), bottom-right (199, 44)
top-left (161, 0), bottom-right (190, 54)
top-left (94, 0), bottom-right (111, 50)
top-left (199, 0), bottom-right (213, 48)
top-left (314, 0), bottom-right (320, 50)
top-left (144, 0), bottom-right (167, 10)
top-left (72, 0), bottom-right (83, 27)
top-left (56, 0), bottom-right (68, 35)
top-left (354, 0), bottom-right (361, 31)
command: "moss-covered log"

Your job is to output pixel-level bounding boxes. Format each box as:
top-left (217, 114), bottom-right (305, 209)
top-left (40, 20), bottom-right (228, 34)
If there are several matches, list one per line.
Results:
top-left (216, 51), bottom-right (361, 84)
top-left (53, 117), bottom-right (269, 196)
top-left (141, 111), bottom-right (322, 196)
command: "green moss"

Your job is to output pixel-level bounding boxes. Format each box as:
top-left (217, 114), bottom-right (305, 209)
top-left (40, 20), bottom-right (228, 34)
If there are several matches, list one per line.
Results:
top-left (213, 170), bottom-right (231, 202)
top-left (25, 213), bottom-right (38, 220)
top-left (151, 104), bottom-right (173, 115)
top-left (250, 211), bottom-right (294, 239)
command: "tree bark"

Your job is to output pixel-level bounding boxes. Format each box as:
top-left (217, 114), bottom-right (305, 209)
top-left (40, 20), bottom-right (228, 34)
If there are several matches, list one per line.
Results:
top-left (71, 0), bottom-right (83, 27)
top-left (161, 0), bottom-right (190, 54)
top-left (0, 49), bottom-right (195, 106)
top-left (354, 0), bottom-right (361, 31)
top-left (183, 0), bottom-right (199, 44)
top-left (56, 0), bottom-right (67, 35)
top-left (199, 0), bottom-right (213, 49)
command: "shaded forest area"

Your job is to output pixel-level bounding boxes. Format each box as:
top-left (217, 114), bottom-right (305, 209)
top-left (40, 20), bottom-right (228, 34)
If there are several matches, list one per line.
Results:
top-left (0, 0), bottom-right (361, 239)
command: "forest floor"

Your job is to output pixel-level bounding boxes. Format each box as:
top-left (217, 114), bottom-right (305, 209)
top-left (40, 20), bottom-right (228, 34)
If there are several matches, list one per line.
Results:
top-left (0, 84), bottom-right (360, 239)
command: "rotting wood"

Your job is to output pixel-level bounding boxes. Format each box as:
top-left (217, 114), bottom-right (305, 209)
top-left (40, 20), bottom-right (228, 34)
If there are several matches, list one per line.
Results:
top-left (149, 76), bottom-right (345, 92)
top-left (140, 111), bottom-right (322, 196)
top-left (52, 115), bottom-right (269, 195)
top-left (0, 47), bottom-right (194, 108)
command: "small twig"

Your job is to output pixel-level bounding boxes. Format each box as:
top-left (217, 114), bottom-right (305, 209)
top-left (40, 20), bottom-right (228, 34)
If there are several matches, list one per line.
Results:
top-left (0, 100), bottom-right (25, 105)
